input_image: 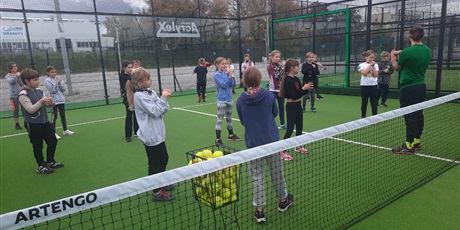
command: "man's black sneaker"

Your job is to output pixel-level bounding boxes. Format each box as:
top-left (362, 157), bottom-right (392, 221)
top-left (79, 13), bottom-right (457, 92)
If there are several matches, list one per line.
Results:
top-left (392, 143), bottom-right (415, 155)
top-left (316, 95), bottom-right (324, 100)
top-left (311, 107), bottom-right (317, 113)
top-left (278, 194), bottom-right (294, 212)
top-left (381, 103), bottom-right (388, 107)
top-left (15, 124), bottom-right (22, 130)
top-left (36, 165), bottom-right (54, 174)
top-left (125, 137), bottom-right (131, 142)
top-left (254, 209), bottom-right (266, 223)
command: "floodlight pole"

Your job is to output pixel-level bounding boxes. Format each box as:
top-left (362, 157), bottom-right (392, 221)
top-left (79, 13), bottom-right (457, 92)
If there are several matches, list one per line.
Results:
top-left (435, 0), bottom-right (447, 97)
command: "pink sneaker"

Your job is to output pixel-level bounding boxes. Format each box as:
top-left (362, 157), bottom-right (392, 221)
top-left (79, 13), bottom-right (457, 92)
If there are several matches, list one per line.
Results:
top-left (295, 146), bottom-right (309, 154)
top-left (280, 150), bottom-right (293, 161)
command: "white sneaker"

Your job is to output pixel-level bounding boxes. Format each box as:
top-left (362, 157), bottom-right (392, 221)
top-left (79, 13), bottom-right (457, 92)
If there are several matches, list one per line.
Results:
top-left (63, 130), bottom-right (75, 135)
top-left (55, 133), bottom-right (61, 140)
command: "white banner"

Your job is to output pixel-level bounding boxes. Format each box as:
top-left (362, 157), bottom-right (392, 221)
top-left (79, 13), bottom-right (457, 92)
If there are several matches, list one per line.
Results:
top-left (156, 21), bottom-right (200, 38)
top-left (1, 26), bottom-right (26, 39)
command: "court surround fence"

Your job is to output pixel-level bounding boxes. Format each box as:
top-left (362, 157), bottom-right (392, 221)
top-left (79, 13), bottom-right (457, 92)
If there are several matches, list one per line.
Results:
top-left (1, 0), bottom-right (459, 115)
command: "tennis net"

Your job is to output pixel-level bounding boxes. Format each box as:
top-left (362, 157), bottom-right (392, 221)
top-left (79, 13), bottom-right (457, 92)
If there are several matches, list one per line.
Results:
top-left (1, 92), bottom-right (459, 230)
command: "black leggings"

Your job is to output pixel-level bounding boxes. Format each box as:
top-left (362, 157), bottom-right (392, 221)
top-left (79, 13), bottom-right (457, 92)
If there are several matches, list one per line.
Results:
top-left (52, 104), bottom-right (67, 131)
top-left (284, 101), bottom-right (303, 139)
top-left (360, 85), bottom-right (378, 118)
top-left (400, 84), bottom-right (426, 143)
top-left (124, 103), bottom-right (139, 138)
top-left (145, 142), bottom-right (169, 193)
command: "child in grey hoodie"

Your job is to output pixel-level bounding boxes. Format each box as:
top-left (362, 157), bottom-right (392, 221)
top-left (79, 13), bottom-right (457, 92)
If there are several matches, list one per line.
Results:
top-left (130, 67), bottom-right (175, 202)
top-left (5, 62), bottom-right (24, 130)
top-left (45, 66), bottom-right (74, 140)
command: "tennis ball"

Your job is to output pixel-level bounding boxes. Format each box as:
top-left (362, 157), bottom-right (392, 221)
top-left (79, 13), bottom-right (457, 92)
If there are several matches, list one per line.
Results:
top-left (202, 149), bottom-right (213, 159)
top-left (221, 188), bottom-right (231, 199)
top-left (214, 196), bottom-right (223, 207)
top-left (212, 151), bottom-right (224, 158)
top-left (196, 151), bottom-right (205, 159)
top-left (230, 195), bottom-right (237, 201)
top-left (196, 187), bottom-right (202, 196)
top-left (230, 183), bottom-right (237, 195)
top-left (223, 178), bottom-right (232, 188)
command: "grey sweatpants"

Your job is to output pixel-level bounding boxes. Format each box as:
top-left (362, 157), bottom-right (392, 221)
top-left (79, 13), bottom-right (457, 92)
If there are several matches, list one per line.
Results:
top-left (248, 154), bottom-right (288, 208)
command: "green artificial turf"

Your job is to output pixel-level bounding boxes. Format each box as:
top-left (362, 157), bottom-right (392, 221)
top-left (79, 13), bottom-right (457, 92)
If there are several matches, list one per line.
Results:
top-left (1, 90), bottom-right (458, 229)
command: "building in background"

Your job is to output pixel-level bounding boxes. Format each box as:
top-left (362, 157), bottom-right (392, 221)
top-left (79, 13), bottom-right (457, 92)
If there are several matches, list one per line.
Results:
top-left (1, 16), bottom-right (114, 53)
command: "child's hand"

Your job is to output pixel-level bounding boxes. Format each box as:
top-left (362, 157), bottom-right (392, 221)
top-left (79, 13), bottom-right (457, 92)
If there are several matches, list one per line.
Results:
top-left (384, 69), bottom-right (389, 73)
top-left (312, 64), bottom-right (316, 68)
top-left (302, 82), bottom-right (314, 91)
top-left (162, 89), bottom-right (172, 98)
top-left (56, 78), bottom-right (62, 84)
top-left (370, 61), bottom-right (376, 66)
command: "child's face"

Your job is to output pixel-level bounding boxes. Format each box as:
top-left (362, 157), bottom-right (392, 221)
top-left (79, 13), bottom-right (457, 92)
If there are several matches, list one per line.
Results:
top-left (365, 54), bottom-right (375, 63)
top-left (244, 56), bottom-right (250, 62)
top-left (307, 55), bottom-right (315, 63)
top-left (217, 60), bottom-right (228, 72)
top-left (25, 77), bottom-right (40, 89)
top-left (133, 62), bottom-right (140, 69)
top-left (140, 77), bottom-right (152, 89)
top-left (124, 64), bottom-right (133, 74)
top-left (381, 55), bottom-right (389, 61)
top-left (290, 65), bottom-right (300, 75)
top-left (271, 53), bottom-right (281, 63)
top-left (47, 69), bottom-right (57, 78)
top-left (10, 64), bottom-right (18, 73)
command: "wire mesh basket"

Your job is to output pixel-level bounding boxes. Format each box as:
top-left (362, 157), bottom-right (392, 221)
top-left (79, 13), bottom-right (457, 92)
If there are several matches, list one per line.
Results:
top-left (186, 145), bottom-right (241, 210)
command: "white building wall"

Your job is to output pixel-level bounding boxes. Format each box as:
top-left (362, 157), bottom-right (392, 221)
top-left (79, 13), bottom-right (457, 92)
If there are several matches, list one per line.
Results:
top-left (1, 17), bottom-right (114, 52)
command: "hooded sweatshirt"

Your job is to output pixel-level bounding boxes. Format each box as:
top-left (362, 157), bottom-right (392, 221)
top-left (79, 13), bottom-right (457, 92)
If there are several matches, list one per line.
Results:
top-left (134, 89), bottom-right (169, 146)
top-left (236, 87), bottom-right (279, 148)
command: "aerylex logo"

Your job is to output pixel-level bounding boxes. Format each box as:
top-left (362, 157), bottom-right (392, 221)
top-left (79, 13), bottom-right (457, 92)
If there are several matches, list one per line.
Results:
top-left (156, 21), bottom-right (200, 38)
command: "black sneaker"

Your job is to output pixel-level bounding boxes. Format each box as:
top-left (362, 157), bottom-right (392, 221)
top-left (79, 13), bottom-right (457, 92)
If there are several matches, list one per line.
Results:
top-left (392, 143), bottom-right (415, 155)
top-left (316, 95), bottom-right (324, 100)
top-left (46, 162), bottom-right (64, 169)
top-left (412, 142), bottom-right (422, 151)
top-left (278, 194), bottom-right (294, 212)
top-left (311, 107), bottom-right (317, 113)
top-left (15, 124), bottom-right (22, 130)
top-left (125, 137), bottom-right (131, 142)
top-left (254, 209), bottom-right (266, 223)
top-left (36, 165), bottom-right (54, 174)
top-left (215, 139), bottom-right (224, 147)
top-left (302, 106), bottom-right (306, 112)
top-left (152, 190), bottom-right (175, 201)
top-left (228, 134), bottom-right (241, 141)
top-left (381, 103), bottom-right (388, 107)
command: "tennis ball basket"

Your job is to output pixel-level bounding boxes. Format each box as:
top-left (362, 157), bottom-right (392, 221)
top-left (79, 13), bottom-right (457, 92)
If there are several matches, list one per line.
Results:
top-left (186, 145), bottom-right (241, 211)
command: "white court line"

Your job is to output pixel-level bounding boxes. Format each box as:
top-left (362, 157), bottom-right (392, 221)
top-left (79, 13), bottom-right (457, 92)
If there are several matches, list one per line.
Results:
top-left (3, 103), bottom-right (459, 164)
top-left (176, 107), bottom-right (460, 164)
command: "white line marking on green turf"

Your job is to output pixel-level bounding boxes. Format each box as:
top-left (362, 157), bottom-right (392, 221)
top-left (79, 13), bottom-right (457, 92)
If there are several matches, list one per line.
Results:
top-left (328, 137), bottom-right (460, 163)
top-left (176, 107), bottom-right (460, 164)
top-left (0, 116), bottom-right (125, 139)
top-left (3, 103), bottom-right (459, 164)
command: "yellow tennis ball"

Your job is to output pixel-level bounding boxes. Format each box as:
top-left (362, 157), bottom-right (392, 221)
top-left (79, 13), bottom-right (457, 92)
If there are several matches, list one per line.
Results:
top-left (202, 149), bottom-right (213, 159)
top-left (212, 151), bottom-right (224, 158)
